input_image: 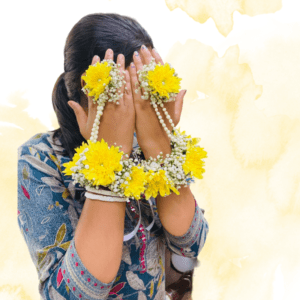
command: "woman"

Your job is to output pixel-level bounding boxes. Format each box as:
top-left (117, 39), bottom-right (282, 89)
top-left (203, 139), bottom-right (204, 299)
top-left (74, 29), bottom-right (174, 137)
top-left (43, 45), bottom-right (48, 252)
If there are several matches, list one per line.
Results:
top-left (17, 13), bottom-right (209, 300)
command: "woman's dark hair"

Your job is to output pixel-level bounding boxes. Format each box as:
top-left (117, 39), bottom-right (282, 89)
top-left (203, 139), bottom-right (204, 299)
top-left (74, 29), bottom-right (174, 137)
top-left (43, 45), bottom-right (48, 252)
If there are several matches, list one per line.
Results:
top-left (51, 13), bottom-right (154, 158)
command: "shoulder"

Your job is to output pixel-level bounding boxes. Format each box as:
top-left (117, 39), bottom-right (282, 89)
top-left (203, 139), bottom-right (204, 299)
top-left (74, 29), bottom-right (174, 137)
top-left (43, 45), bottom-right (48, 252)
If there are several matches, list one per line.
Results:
top-left (18, 131), bottom-right (68, 162)
top-left (17, 131), bottom-right (70, 180)
top-left (18, 132), bottom-right (52, 156)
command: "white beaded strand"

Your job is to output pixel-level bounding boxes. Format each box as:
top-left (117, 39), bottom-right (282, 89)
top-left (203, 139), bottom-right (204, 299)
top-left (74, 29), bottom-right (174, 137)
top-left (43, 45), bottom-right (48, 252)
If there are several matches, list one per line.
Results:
top-left (151, 101), bottom-right (174, 141)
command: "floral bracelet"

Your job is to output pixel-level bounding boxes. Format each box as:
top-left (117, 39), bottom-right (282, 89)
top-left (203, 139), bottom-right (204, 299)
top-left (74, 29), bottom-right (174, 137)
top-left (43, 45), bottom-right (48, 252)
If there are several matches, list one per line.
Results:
top-left (137, 128), bottom-right (207, 199)
top-left (62, 139), bottom-right (146, 201)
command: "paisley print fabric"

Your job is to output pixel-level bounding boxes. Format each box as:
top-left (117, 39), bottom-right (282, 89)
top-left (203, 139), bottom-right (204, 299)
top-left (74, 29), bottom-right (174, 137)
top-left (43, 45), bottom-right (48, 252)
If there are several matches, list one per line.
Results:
top-left (17, 131), bottom-right (209, 300)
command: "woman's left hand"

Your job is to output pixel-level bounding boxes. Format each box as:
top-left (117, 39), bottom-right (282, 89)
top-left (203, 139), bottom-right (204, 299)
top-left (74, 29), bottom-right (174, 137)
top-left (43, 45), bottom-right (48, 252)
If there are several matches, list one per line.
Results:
top-left (128, 45), bottom-right (186, 159)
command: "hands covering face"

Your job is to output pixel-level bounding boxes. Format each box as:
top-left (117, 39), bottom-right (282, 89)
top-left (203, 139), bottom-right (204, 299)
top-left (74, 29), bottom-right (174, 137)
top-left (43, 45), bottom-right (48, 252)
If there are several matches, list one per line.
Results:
top-left (74, 46), bottom-right (187, 158)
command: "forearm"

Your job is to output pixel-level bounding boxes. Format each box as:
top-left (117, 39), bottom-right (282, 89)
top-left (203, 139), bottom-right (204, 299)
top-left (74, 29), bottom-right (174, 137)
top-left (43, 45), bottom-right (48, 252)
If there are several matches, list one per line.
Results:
top-left (143, 144), bottom-right (195, 237)
top-left (156, 185), bottom-right (195, 237)
top-left (74, 199), bottom-right (126, 284)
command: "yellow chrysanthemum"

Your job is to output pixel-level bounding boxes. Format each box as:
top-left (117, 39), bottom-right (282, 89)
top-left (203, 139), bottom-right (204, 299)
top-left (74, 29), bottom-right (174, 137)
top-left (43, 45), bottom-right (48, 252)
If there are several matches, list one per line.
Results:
top-left (80, 139), bottom-right (123, 186)
top-left (147, 63), bottom-right (181, 99)
top-left (81, 61), bottom-right (112, 100)
top-left (120, 165), bottom-right (147, 200)
top-left (62, 143), bottom-right (87, 176)
top-left (62, 154), bottom-right (80, 176)
top-left (144, 169), bottom-right (180, 200)
top-left (188, 137), bottom-right (201, 147)
top-left (182, 145), bottom-right (207, 179)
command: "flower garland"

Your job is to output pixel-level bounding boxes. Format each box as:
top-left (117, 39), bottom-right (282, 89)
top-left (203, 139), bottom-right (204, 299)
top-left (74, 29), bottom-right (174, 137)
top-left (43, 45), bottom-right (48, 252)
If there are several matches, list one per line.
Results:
top-left (62, 55), bottom-right (207, 202)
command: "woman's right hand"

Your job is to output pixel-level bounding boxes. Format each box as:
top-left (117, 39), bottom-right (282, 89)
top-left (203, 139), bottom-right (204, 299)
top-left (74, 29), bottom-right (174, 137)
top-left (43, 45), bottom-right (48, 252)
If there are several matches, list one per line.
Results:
top-left (68, 49), bottom-right (135, 157)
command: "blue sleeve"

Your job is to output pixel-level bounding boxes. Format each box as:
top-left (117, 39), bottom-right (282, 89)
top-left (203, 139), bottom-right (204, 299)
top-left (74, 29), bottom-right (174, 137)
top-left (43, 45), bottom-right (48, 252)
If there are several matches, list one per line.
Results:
top-left (152, 196), bottom-right (209, 259)
top-left (17, 144), bottom-right (116, 300)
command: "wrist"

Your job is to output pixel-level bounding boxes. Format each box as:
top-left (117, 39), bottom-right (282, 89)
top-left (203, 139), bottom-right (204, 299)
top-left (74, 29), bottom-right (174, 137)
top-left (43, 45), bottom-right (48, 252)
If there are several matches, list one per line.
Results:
top-left (121, 147), bottom-right (133, 160)
top-left (141, 141), bottom-right (171, 160)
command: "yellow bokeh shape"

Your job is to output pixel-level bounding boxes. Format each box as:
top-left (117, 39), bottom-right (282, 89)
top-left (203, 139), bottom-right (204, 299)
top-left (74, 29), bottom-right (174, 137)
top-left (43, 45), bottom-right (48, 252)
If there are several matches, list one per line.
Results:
top-left (165, 0), bottom-right (282, 36)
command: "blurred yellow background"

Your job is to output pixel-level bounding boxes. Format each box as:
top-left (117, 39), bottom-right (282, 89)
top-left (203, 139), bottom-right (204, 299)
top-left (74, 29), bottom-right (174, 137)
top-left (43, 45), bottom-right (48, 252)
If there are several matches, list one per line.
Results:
top-left (1, 0), bottom-right (299, 299)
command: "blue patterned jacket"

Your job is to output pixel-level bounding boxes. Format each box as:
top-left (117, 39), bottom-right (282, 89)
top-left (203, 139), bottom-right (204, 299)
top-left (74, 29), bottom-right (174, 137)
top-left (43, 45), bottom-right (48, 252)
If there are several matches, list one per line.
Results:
top-left (17, 131), bottom-right (209, 300)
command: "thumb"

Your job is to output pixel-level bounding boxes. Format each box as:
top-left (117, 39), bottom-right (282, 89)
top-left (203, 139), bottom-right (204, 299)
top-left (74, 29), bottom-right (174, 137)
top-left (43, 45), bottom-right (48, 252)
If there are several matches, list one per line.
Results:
top-left (174, 89), bottom-right (186, 126)
top-left (68, 100), bottom-right (88, 131)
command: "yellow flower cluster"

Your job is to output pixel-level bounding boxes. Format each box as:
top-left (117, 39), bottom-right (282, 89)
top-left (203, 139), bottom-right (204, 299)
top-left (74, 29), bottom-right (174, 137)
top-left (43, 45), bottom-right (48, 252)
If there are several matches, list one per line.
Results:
top-left (62, 139), bottom-right (183, 201)
top-left (120, 166), bottom-right (147, 200)
top-left (62, 139), bottom-right (123, 186)
top-left (118, 167), bottom-right (180, 200)
top-left (147, 63), bottom-right (181, 99)
top-left (144, 169), bottom-right (179, 199)
top-left (81, 61), bottom-right (112, 101)
top-left (174, 128), bottom-right (207, 179)
top-left (62, 144), bottom-right (86, 176)
top-left (182, 146), bottom-right (207, 179)
top-left (81, 139), bottom-right (123, 186)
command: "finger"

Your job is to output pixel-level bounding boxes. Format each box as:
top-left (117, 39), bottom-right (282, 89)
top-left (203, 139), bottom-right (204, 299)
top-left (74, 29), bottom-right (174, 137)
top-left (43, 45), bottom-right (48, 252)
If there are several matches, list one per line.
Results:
top-left (92, 54), bottom-right (100, 65)
top-left (132, 49), bottom-right (144, 73)
top-left (132, 51), bottom-right (147, 98)
top-left (140, 45), bottom-right (153, 65)
top-left (104, 48), bottom-right (114, 61)
top-left (116, 53), bottom-right (126, 106)
top-left (129, 62), bottom-right (143, 105)
top-left (123, 70), bottom-right (134, 108)
top-left (150, 48), bottom-right (164, 65)
top-left (68, 100), bottom-right (88, 134)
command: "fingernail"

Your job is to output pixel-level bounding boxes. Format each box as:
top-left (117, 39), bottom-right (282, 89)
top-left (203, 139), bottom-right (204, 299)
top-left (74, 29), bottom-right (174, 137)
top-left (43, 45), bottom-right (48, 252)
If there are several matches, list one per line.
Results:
top-left (141, 45), bottom-right (147, 50)
top-left (134, 51), bottom-right (139, 56)
top-left (183, 90), bottom-right (187, 96)
top-left (153, 48), bottom-right (158, 53)
top-left (131, 62), bottom-right (135, 68)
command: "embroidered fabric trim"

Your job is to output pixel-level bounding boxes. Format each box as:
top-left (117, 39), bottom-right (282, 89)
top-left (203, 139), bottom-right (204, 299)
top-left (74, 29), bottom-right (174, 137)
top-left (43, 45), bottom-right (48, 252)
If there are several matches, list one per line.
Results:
top-left (64, 239), bottom-right (116, 299)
